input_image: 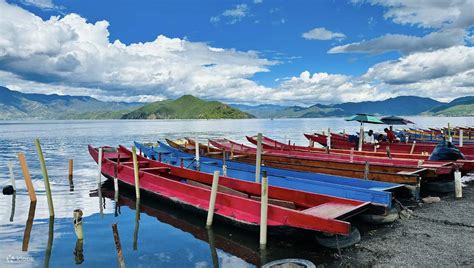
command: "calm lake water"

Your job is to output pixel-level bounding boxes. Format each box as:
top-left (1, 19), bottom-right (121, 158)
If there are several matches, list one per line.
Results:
top-left (0, 117), bottom-right (472, 267)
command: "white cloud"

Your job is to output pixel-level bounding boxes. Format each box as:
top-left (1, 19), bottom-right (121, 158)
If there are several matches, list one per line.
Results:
top-left (364, 46), bottom-right (474, 84)
top-left (352, 0), bottom-right (474, 29)
top-left (20, 0), bottom-right (57, 9)
top-left (0, 0), bottom-right (276, 103)
top-left (302, 27), bottom-right (346, 41)
top-left (212, 4), bottom-right (249, 24)
top-left (329, 29), bottom-right (466, 54)
top-left (253, 0), bottom-right (263, 4)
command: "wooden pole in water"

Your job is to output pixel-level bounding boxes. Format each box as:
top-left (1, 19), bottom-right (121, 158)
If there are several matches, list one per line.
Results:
top-left (68, 159), bottom-right (74, 185)
top-left (97, 148), bottom-right (103, 184)
top-left (131, 146), bottom-right (141, 199)
top-left (255, 133), bottom-right (263, 183)
top-left (206, 171), bottom-right (220, 227)
top-left (454, 169), bottom-right (462, 199)
top-left (73, 209), bottom-right (84, 240)
top-left (18, 153), bottom-right (36, 202)
top-left (410, 141), bottom-right (416, 155)
top-left (34, 138), bottom-right (54, 217)
top-left (195, 137), bottom-right (200, 170)
top-left (459, 129), bottom-right (464, 147)
top-left (259, 171), bottom-right (269, 248)
top-left (7, 161), bottom-right (16, 191)
top-left (111, 223), bottom-right (126, 268)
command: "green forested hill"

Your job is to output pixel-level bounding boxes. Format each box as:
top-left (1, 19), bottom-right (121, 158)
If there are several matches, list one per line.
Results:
top-left (122, 95), bottom-right (253, 119)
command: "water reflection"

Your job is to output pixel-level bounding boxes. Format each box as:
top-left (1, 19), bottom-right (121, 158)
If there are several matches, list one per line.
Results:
top-left (133, 198), bottom-right (140, 251)
top-left (22, 201), bottom-right (37, 251)
top-left (9, 192), bottom-right (16, 222)
top-left (74, 239), bottom-right (84, 264)
top-left (44, 216), bottom-right (54, 268)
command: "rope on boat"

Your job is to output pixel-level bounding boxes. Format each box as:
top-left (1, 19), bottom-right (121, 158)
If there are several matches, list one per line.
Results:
top-left (394, 199), bottom-right (474, 229)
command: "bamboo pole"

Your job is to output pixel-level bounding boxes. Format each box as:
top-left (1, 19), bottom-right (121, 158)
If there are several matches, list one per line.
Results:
top-left (260, 171), bottom-right (269, 248)
top-left (195, 137), bottom-right (200, 170)
top-left (222, 150), bottom-right (227, 176)
top-left (230, 144), bottom-right (234, 159)
top-left (255, 133), bottom-right (263, 183)
top-left (68, 159), bottom-right (74, 186)
top-left (111, 223), bottom-right (126, 268)
top-left (18, 153), bottom-right (36, 202)
top-left (206, 171), bottom-right (220, 227)
top-left (7, 161), bottom-right (16, 191)
top-left (131, 146), bottom-right (141, 199)
top-left (327, 128), bottom-right (331, 149)
top-left (448, 123), bottom-right (452, 142)
top-left (35, 138), bottom-right (54, 217)
top-left (358, 124), bottom-right (364, 152)
top-left (350, 148), bottom-right (354, 163)
top-left (114, 164), bottom-right (119, 202)
top-left (459, 129), bottom-right (464, 147)
top-left (97, 148), bottom-right (103, 184)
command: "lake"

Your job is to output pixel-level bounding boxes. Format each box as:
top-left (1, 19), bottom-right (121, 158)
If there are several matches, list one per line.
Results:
top-left (0, 117), bottom-right (472, 267)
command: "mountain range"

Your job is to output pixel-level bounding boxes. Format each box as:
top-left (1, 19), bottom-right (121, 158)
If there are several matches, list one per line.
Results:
top-left (0, 86), bottom-right (472, 120)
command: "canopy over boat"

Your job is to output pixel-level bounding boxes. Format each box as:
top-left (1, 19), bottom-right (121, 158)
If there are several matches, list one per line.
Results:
top-left (381, 116), bottom-right (414, 126)
top-left (345, 114), bottom-right (383, 125)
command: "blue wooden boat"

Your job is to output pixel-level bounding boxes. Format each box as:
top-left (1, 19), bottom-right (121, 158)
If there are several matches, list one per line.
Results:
top-left (134, 141), bottom-right (402, 208)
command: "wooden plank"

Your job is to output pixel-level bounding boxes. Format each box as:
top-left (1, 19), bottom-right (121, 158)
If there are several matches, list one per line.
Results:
top-left (250, 196), bottom-right (296, 209)
top-left (302, 202), bottom-right (356, 219)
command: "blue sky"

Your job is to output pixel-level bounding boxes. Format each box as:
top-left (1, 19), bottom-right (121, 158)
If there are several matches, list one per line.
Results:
top-left (0, 0), bottom-right (473, 104)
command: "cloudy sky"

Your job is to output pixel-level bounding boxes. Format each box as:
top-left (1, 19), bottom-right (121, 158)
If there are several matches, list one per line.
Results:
top-left (0, 0), bottom-right (473, 105)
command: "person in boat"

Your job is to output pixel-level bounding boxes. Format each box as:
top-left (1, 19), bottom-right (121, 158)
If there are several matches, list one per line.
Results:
top-left (364, 130), bottom-right (376, 144)
top-left (384, 128), bottom-right (396, 143)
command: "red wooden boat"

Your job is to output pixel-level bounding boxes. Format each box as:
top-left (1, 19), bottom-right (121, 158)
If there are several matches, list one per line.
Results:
top-left (208, 138), bottom-right (467, 178)
top-left (305, 133), bottom-right (474, 156)
top-left (88, 145), bottom-right (369, 236)
top-left (246, 135), bottom-right (432, 160)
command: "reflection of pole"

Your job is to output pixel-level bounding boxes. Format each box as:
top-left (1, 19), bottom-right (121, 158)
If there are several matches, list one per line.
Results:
top-left (74, 239), bottom-right (84, 264)
top-left (73, 209), bottom-right (84, 240)
top-left (18, 153), bottom-right (37, 202)
top-left (98, 183), bottom-right (104, 217)
top-left (112, 223), bottom-right (126, 268)
top-left (9, 193), bottom-right (15, 222)
top-left (133, 199), bottom-right (140, 250)
top-left (206, 227), bottom-right (219, 268)
top-left (22, 201), bottom-right (37, 251)
top-left (44, 216), bottom-right (54, 268)
top-left (35, 139), bottom-right (54, 217)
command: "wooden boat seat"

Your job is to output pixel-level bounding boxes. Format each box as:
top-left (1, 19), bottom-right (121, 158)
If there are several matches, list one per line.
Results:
top-left (231, 154), bottom-right (249, 159)
top-left (302, 202), bottom-right (356, 219)
top-left (140, 167), bottom-right (171, 173)
top-left (250, 196), bottom-right (296, 209)
top-left (206, 151), bottom-right (223, 155)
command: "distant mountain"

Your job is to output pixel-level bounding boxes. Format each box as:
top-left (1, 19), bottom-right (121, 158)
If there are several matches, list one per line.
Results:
top-left (122, 95), bottom-right (253, 119)
top-left (425, 96), bottom-right (474, 116)
top-left (234, 96), bottom-right (446, 118)
top-left (0, 86), bottom-right (140, 119)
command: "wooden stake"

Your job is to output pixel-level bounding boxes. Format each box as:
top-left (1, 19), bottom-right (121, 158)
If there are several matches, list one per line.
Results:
top-left (114, 164), bottom-right (119, 202)
top-left (68, 159), bottom-right (74, 186)
top-left (206, 171), bottom-right (220, 227)
top-left (358, 124), bottom-right (364, 152)
top-left (111, 223), bottom-right (126, 268)
top-left (73, 209), bottom-right (84, 240)
top-left (448, 123), bottom-right (452, 142)
top-left (410, 141), bottom-right (416, 155)
top-left (259, 171), bottom-right (269, 248)
top-left (195, 137), bottom-right (200, 170)
top-left (7, 161), bottom-right (16, 191)
top-left (363, 161), bottom-right (370, 180)
top-left (350, 148), bottom-right (354, 163)
top-left (255, 133), bottom-right (263, 183)
top-left (18, 153), bottom-right (36, 202)
top-left (459, 129), bottom-right (464, 147)
top-left (230, 143), bottom-right (234, 159)
top-left (454, 170), bottom-right (462, 199)
top-left (386, 146), bottom-right (392, 159)
top-left (35, 138), bottom-right (54, 217)
top-left (327, 128), bottom-right (331, 149)
top-left (131, 146), bottom-right (141, 199)
top-left (222, 164), bottom-right (227, 177)
top-left (97, 148), bottom-right (103, 184)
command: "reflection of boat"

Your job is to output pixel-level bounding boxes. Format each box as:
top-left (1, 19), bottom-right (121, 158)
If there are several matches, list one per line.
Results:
top-left (88, 145), bottom-right (369, 237)
top-left (99, 187), bottom-right (263, 265)
top-left (135, 141), bottom-right (401, 208)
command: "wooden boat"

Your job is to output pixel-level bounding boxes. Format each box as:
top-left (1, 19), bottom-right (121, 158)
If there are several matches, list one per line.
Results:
top-left (208, 138), bottom-right (468, 181)
top-left (88, 145), bottom-right (369, 236)
top-left (305, 133), bottom-right (474, 156)
top-left (135, 141), bottom-right (402, 208)
top-left (246, 135), bottom-right (432, 160)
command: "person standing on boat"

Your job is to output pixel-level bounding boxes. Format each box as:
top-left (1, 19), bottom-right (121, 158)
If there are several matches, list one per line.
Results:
top-left (384, 128), bottom-right (396, 143)
top-left (364, 130), bottom-right (376, 144)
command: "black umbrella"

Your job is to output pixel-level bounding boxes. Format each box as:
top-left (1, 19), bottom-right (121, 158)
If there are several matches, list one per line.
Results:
top-left (381, 116), bottom-right (414, 125)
